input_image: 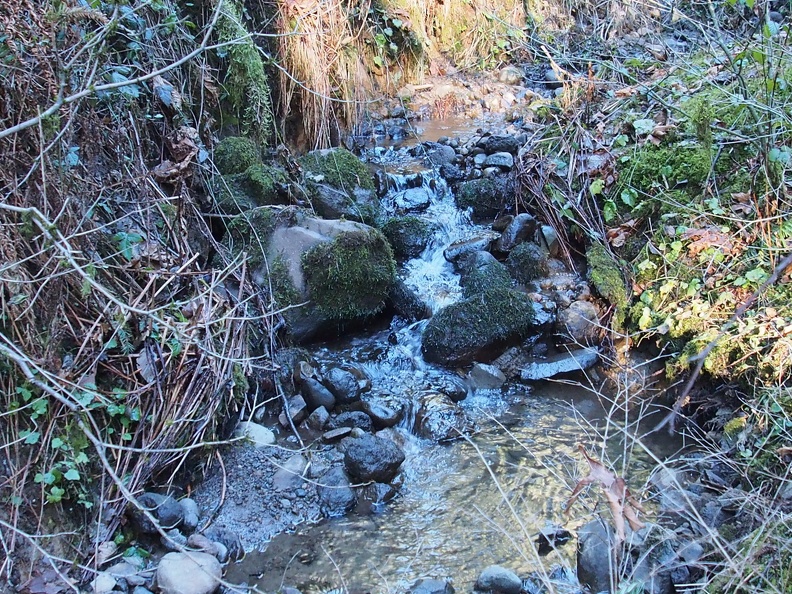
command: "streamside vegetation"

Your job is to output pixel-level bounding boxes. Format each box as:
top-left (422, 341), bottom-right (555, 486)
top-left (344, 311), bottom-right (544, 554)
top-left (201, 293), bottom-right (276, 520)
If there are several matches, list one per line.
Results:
top-left (0, 0), bottom-right (790, 591)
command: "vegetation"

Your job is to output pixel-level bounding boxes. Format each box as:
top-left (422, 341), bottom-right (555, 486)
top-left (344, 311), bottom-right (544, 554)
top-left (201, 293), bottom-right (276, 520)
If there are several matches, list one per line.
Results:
top-left (382, 216), bottom-right (435, 259)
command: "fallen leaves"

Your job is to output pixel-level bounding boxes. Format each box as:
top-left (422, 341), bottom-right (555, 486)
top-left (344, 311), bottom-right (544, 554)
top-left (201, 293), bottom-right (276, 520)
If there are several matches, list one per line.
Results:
top-left (682, 226), bottom-right (738, 257)
top-left (565, 445), bottom-right (646, 542)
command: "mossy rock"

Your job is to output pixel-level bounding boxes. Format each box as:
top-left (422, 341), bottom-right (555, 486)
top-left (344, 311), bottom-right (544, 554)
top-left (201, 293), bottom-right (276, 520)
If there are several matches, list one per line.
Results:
top-left (214, 136), bottom-right (260, 174)
top-left (454, 175), bottom-right (514, 221)
top-left (300, 148), bottom-right (375, 192)
top-left (421, 288), bottom-right (541, 366)
top-left (214, 163), bottom-right (291, 214)
top-left (586, 244), bottom-right (630, 329)
top-left (223, 207), bottom-right (279, 267)
top-left (506, 242), bottom-right (549, 285)
top-left (460, 261), bottom-right (513, 298)
top-left (302, 230), bottom-right (396, 321)
top-left (621, 144), bottom-right (714, 196)
top-left (382, 216), bottom-right (434, 259)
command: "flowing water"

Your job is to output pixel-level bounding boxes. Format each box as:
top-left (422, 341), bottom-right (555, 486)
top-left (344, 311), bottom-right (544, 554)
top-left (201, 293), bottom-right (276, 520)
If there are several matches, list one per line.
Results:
top-left (232, 138), bottom-right (683, 594)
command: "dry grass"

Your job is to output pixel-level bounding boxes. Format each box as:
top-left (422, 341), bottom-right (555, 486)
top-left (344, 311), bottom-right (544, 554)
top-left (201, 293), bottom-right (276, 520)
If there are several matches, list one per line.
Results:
top-left (0, 0), bottom-right (277, 587)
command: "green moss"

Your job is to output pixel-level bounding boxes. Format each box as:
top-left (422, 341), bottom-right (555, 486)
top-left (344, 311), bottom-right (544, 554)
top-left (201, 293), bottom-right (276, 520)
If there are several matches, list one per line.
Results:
top-left (301, 230), bottom-right (396, 320)
top-left (506, 242), bottom-right (549, 284)
top-left (454, 177), bottom-right (512, 220)
top-left (266, 255), bottom-right (301, 308)
top-left (461, 261), bottom-right (512, 297)
top-left (587, 244), bottom-right (630, 329)
top-left (244, 164), bottom-right (288, 205)
top-left (214, 173), bottom-right (257, 213)
top-left (216, 1), bottom-right (273, 142)
top-left (421, 288), bottom-right (538, 365)
top-left (382, 216), bottom-right (434, 259)
top-left (224, 207), bottom-right (277, 267)
top-left (621, 144), bottom-right (713, 196)
top-left (232, 363), bottom-right (249, 401)
top-left (299, 148), bottom-right (375, 192)
top-left (214, 136), bottom-right (259, 174)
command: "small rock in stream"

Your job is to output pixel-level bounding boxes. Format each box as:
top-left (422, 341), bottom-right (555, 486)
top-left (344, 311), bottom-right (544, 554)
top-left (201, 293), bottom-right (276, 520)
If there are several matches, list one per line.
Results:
top-left (520, 347), bottom-right (600, 381)
top-left (416, 392), bottom-right (473, 442)
top-left (343, 433), bottom-right (405, 483)
top-left (475, 565), bottom-right (522, 594)
top-left (322, 367), bottom-right (361, 404)
top-left (410, 578), bottom-right (455, 594)
top-left (301, 377), bottom-right (336, 411)
top-left (272, 454), bottom-right (308, 491)
top-left (362, 398), bottom-right (404, 428)
top-left (129, 492), bottom-right (184, 534)
top-left (468, 363), bottom-right (506, 391)
top-left (317, 466), bottom-right (357, 516)
top-left (178, 497), bottom-right (200, 534)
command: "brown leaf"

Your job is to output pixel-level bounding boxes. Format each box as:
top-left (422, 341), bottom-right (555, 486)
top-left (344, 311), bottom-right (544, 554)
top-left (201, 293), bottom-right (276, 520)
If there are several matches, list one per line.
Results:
top-left (682, 226), bottom-right (737, 257)
top-left (565, 445), bottom-right (645, 542)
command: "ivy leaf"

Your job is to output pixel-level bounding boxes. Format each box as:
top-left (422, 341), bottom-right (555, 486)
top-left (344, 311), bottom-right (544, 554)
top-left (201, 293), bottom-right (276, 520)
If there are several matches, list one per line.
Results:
top-left (589, 178), bottom-right (605, 196)
top-left (64, 468), bottom-right (81, 481)
top-left (603, 199), bottom-right (618, 223)
top-left (620, 188), bottom-right (638, 208)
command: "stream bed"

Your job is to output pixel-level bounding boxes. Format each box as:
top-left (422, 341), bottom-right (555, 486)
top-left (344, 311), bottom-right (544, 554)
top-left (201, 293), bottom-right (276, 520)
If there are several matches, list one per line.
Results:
top-left (202, 127), bottom-right (684, 594)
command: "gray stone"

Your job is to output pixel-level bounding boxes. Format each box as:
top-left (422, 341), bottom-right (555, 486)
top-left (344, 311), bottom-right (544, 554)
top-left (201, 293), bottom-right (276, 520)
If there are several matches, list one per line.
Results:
top-left (129, 492), bottom-right (184, 533)
top-left (494, 213), bottom-right (537, 253)
top-left (343, 434), bottom-right (405, 483)
top-left (323, 427), bottom-right (353, 442)
top-left (332, 411), bottom-right (373, 432)
top-left (133, 588), bottom-right (154, 594)
top-left (360, 482), bottom-right (398, 506)
top-left (468, 363), bottom-right (506, 390)
top-left (520, 347), bottom-right (600, 380)
top-left (301, 377), bottom-right (336, 411)
top-left (235, 421), bottom-right (276, 448)
top-left (473, 153), bottom-right (488, 167)
top-left (421, 142), bottom-right (457, 167)
top-left (362, 398), bottom-right (404, 428)
top-left (178, 498), bottom-right (200, 534)
top-left (156, 552), bottom-right (221, 594)
top-left (577, 521), bottom-right (614, 594)
top-left (432, 375), bottom-right (469, 402)
top-left (540, 225), bottom-right (560, 258)
top-left (306, 406), bottom-right (330, 431)
top-left (105, 561), bottom-right (149, 586)
top-left (388, 280), bottom-right (430, 322)
top-left (498, 65), bottom-right (524, 85)
top-left (394, 187), bottom-right (432, 212)
top-left (161, 528), bottom-right (187, 551)
top-left (317, 466), bottom-right (357, 516)
top-left (203, 526), bottom-right (244, 561)
top-left (279, 394), bottom-right (308, 427)
top-left (475, 565), bottom-right (522, 594)
top-left (92, 572), bottom-right (117, 594)
top-left (556, 300), bottom-right (600, 345)
top-left (272, 454), bottom-right (308, 491)
top-left (410, 578), bottom-right (455, 594)
top-left (323, 367), bottom-right (361, 404)
top-left (415, 392), bottom-right (473, 442)
top-left (484, 152), bottom-right (514, 170)
top-left (480, 135), bottom-right (520, 155)
top-left (443, 233), bottom-right (499, 270)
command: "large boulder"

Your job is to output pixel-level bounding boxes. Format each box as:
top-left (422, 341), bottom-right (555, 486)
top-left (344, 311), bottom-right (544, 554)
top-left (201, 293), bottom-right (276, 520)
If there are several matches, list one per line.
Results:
top-left (156, 552), bottom-right (222, 594)
top-left (343, 434), bottom-right (405, 483)
top-left (454, 176), bottom-right (514, 221)
top-left (382, 216), bottom-right (435, 259)
top-left (415, 392), bottom-right (473, 442)
top-left (460, 259), bottom-right (513, 298)
top-left (422, 289), bottom-right (546, 366)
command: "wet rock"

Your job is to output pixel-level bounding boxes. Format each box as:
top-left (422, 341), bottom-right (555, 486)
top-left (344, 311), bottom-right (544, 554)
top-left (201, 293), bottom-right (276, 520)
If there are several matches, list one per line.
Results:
top-left (129, 492), bottom-right (184, 534)
top-left (343, 433), bottom-right (405, 483)
top-left (301, 377), bottom-right (336, 411)
top-left (317, 466), bottom-right (357, 516)
top-left (535, 526), bottom-right (572, 556)
top-left (484, 152), bottom-right (514, 170)
top-left (388, 280), bottom-right (430, 322)
top-left (179, 498), bottom-right (200, 534)
top-left (417, 142), bottom-right (457, 167)
top-left (362, 398), bottom-right (404, 428)
top-left (479, 134), bottom-right (520, 155)
top-left (133, 588), bottom-right (154, 594)
top-left (520, 347), bottom-right (600, 381)
top-left (498, 65), bottom-right (524, 85)
top-left (323, 427), bottom-right (353, 442)
top-left (394, 187), bottom-right (432, 212)
top-left (235, 421), bottom-right (276, 448)
top-left (505, 242), bottom-right (549, 285)
top-left (360, 482), bottom-right (398, 506)
top-left (415, 392), bottom-right (472, 442)
top-left (155, 552), bottom-right (221, 594)
top-left (432, 375), bottom-right (469, 403)
top-left (311, 183), bottom-right (379, 222)
top-left (422, 289), bottom-right (545, 366)
top-left (460, 259), bottom-right (512, 298)
top-left (540, 225), bottom-right (560, 258)
top-left (475, 565), bottom-right (522, 594)
top-left (332, 411), bottom-right (373, 433)
top-left (556, 300), bottom-right (600, 345)
top-left (577, 521), bottom-right (613, 594)
top-left (306, 406), bottom-right (330, 431)
top-left (410, 578), bottom-right (455, 594)
top-left (203, 526), bottom-right (244, 561)
top-left (443, 233), bottom-right (499, 270)
top-left (323, 367), bottom-right (361, 404)
top-left (492, 346), bottom-right (533, 379)
top-left (493, 213), bottom-right (537, 253)
top-left (382, 216), bottom-right (434, 260)
top-left (454, 176), bottom-right (514, 221)
top-left (468, 363), bottom-right (506, 391)
top-left (186, 534), bottom-right (226, 562)
top-left (272, 454), bottom-right (308, 491)
top-left (279, 394), bottom-right (308, 427)
top-left (440, 163), bottom-right (465, 183)
top-left (162, 528), bottom-right (187, 551)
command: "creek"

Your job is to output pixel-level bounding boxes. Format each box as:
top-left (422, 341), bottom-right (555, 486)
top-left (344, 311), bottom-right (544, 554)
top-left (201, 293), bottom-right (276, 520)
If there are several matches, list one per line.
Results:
top-left (218, 131), bottom-right (685, 594)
